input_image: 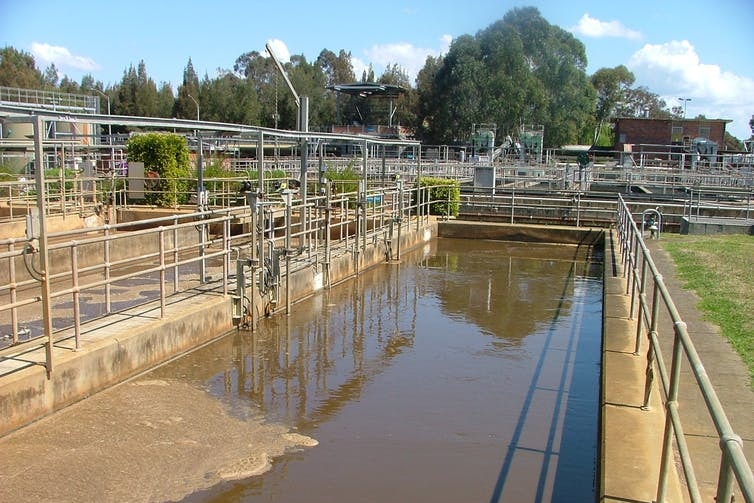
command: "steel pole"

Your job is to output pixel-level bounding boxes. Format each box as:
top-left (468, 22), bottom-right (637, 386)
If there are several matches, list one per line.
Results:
top-left (33, 115), bottom-right (54, 377)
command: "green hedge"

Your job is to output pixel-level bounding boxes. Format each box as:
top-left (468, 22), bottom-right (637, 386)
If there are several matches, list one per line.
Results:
top-left (413, 177), bottom-right (460, 217)
top-left (127, 133), bottom-right (191, 207)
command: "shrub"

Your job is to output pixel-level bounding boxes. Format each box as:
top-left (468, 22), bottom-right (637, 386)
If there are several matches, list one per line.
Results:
top-left (127, 133), bottom-right (191, 207)
top-left (414, 177), bottom-right (460, 217)
top-left (324, 163), bottom-right (360, 196)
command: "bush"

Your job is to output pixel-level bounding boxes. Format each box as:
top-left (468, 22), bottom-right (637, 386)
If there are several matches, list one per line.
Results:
top-left (44, 168), bottom-right (77, 193)
top-left (324, 163), bottom-right (360, 196)
top-left (127, 133), bottom-right (191, 207)
top-left (414, 177), bottom-right (460, 217)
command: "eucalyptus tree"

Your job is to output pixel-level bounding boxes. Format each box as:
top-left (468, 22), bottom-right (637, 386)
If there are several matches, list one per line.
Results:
top-left (318, 48), bottom-right (355, 127)
top-left (317, 48), bottom-right (355, 87)
top-left (414, 55), bottom-right (443, 140)
top-left (415, 7), bottom-right (596, 147)
top-left (0, 46), bottom-right (44, 88)
top-left (591, 65), bottom-right (635, 145)
top-left (615, 86), bottom-right (671, 119)
top-left (233, 50), bottom-right (278, 128)
top-left (378, 63), bottom-right (415, 129)
top-left (199, 70), bottom-right (258, 125)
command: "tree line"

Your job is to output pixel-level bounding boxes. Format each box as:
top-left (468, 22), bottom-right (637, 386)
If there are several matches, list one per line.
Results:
top-left (0, 7), bottom-right (745, 149)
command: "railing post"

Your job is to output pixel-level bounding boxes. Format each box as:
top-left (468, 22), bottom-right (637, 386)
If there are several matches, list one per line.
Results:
top-left (510, 190), bottom-right (515, 224)
top-left (104, 225), bottom-right (111, 314)
top-left (715, 435), bottom-right (740, 503)
top-left (628, 238), bottom-right (640, 318)
top-left (71, 241), bottom-right (81, 350)
top-left (172, 217), bottom-right (179, 293)
top-left (159, 227), bottom-right (166, 319)
top-left (223, 213), bottom-right (229, 297)
top-left (634, 255), bottom-right (648, 354)
top-left (656, 321), bottom-right (686, 503)
top-left (642, 278), bottom-right (662, 409)
top-left (8, 240), bottom-right (19, 344)
top-left (33, 115), bottom-right (55, 378)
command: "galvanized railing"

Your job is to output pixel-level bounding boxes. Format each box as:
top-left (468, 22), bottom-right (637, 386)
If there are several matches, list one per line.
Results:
top-left (616, 193), bottom-right (754, 503)
top-left (0, 182), bottom-right (436, 374)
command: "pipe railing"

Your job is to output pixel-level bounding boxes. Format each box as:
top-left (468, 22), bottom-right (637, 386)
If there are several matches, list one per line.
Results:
top-left (0, 182), bottom-right (438, 369)
top-left (616, 193), bottom-right (754, 503)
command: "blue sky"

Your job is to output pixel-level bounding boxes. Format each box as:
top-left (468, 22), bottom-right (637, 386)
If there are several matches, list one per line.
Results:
top-left (2, 0), bottom-right (753, 140)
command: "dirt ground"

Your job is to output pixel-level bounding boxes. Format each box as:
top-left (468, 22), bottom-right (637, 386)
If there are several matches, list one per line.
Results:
top-left (0, 378), bottom-right (317, 502)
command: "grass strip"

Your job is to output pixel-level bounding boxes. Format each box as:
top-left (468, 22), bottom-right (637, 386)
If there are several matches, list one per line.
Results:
top-left (660, 234), bottom-right (754, 387)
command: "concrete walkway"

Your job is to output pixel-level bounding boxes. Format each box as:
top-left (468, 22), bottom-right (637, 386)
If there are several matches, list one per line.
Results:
top-left (601, 230), bottom-right (683, 503)
top-left (601, 231), bottom-right (753, 503)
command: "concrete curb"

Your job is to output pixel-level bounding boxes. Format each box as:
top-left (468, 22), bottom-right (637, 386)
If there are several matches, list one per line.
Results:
top-left (600, 229), bottom-right (684, 502)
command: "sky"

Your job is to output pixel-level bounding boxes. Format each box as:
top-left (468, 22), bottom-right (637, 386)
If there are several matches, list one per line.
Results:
top-left (1, 0), bottom-right (753, 140)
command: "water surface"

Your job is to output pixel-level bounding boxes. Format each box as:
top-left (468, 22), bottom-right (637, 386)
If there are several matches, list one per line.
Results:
top-left (175, 237), bottom-right (603, 502)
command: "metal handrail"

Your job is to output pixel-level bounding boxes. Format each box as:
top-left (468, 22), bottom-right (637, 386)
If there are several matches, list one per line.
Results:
top-left (1, 183), bottom-right (439, 367)
top-left (616, 193), bottom-right (754, 503)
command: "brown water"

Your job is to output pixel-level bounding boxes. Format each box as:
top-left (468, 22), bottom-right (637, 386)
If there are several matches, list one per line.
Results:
top-left (169, 237), bottom-right (603, 503)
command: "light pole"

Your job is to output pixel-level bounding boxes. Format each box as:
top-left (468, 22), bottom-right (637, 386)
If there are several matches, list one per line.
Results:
top-left (678, 97), bottom-right (691, 118)
top-left (187, 93), bottom-right (206, 282)
top-left (187, 93), bottom-right (199, 121)
top-left (186, 93), bottom-right (204, 197)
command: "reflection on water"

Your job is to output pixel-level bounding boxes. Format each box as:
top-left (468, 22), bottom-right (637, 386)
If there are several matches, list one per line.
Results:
top-left (175, 238), bottom-right (602, 503)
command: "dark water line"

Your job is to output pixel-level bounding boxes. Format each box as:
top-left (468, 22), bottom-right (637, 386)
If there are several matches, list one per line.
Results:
top-left (489, 260), bottom-right (578, 503)
top-left (536, 279), bottom-right (586, 502)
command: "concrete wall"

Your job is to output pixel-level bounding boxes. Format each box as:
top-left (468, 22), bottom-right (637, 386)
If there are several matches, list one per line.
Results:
top-left (439, 220), bottom-right (604, 249)
top-left (680, 217), bottom-right (754, 235)
top-left (0, 295), bottom-right (231, 435)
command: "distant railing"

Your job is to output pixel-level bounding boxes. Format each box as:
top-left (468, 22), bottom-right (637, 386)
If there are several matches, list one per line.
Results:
top-left (0, 86), bottom-right (97, 113)
top-left (616, 193), bottom-right (754, 503)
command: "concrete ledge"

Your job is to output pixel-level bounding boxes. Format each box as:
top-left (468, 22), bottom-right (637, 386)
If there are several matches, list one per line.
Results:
top-left (601, 229), bottom-right (684, 502)
top-left (680, 216), bottom-right (754, 235)
top-left (439, 220), bottom-right (604, 249)
top-left (0, 290), bottom-right (231, 435)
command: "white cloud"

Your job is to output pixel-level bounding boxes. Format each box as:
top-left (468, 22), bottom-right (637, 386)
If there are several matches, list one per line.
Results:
top-left (571, 13), bottom-right (642, 41)
top-left (363, 34), bottom-right (452, 84)
top-left (265, 39), bottom-right (291, 63)
top-left (351, 56), bottom-right (370, 81)
top-left (628, 40), bottom-right (754, 139)
top-left (30, 42), bottom-right (100, 72)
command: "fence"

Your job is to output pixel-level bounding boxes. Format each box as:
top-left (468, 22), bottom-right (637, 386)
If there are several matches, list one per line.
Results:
top-left (0, 181), bottom-right (438, 375)
top-left (616, 193), bottom-right (754, 503)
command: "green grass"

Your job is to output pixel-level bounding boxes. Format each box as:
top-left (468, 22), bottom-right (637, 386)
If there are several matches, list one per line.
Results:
top-left (660, 234), bottom-right (754, 386)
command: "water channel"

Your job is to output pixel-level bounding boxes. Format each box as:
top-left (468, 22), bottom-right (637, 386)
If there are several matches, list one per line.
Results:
top-left (178, 237), bottom-right (603, 502)
top-left (0, 237), bottom-right (603, 502)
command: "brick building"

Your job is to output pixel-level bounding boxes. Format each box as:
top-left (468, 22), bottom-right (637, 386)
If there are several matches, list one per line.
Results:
top-left (613, 117), bottom-right (730, 152)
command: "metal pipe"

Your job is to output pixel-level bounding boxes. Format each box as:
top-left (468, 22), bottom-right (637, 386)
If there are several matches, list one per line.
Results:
top-left (8, 240), bottom-right (18, 344)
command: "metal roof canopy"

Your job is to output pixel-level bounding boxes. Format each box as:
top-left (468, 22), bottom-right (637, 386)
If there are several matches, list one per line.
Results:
top-left (327, 82), bottom-right (407, 128)
top-left (327, 82), bottom-right (406, 98)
